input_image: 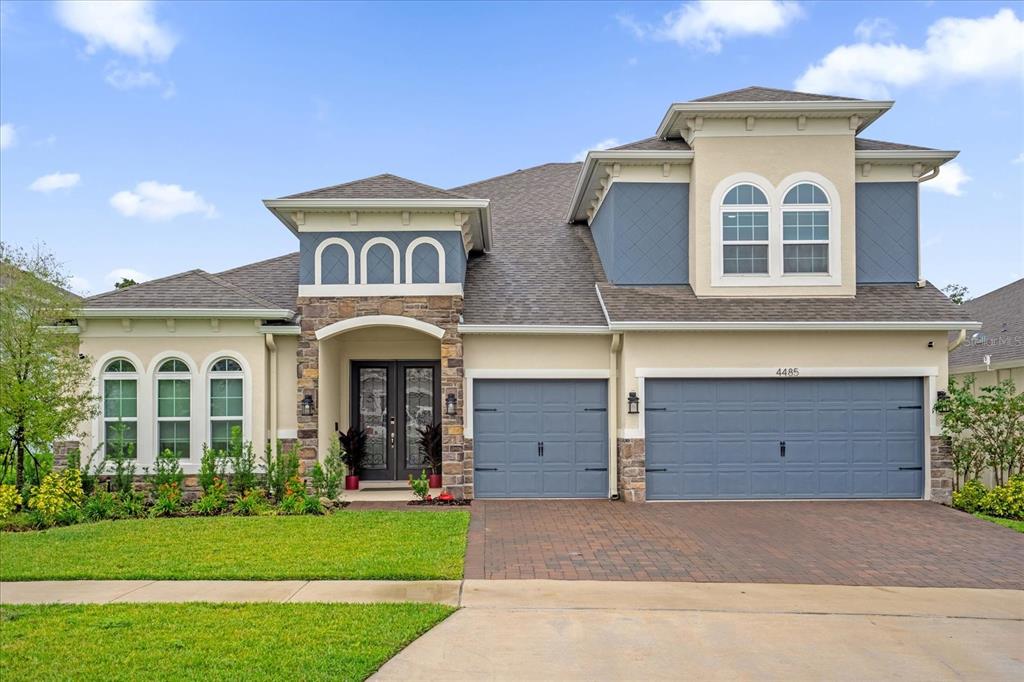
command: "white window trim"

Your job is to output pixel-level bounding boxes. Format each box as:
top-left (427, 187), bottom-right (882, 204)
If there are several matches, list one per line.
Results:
top-left (359, 237), bottom-right (401, 284)
top-left (711, 171), bottom-right (842, 287)
top-left (150, 353), bottom-right (197, 462)
top-left (202, 352), bottom-right (252, 451)
top-left (96, 352), bottom-right (145, 465)
top-left (405, 236), bottom-right (447, 284)
top-left (720, 183), bottom-right (771, 277)
top-left (313, 237), bottom-right (355, 285)
top-left (781, 180), bottom-right (833, 277)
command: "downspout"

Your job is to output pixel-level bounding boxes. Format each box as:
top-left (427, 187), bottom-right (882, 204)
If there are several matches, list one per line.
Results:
top-left (265, 333), bottom-right (278, 456)
top-left (608, 332), bottom-right (623, 500)
top-left (947, 328), bottom-right (966, 352)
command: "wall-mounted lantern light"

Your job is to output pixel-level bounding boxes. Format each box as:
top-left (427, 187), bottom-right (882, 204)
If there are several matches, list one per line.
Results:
top-left (445, 393), bottom-right (457, 416)
top-left (301, 393), bottom-right (315, 416)
top-left (627, 391), bottom-right (640, 415)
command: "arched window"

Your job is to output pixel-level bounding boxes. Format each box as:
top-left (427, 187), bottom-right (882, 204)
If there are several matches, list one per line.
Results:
top-left (360, 237), bottom-right (400, 284)
top-left (209, 358), bottom-right (243, 453)
top-left (156, 358), bottom-right (190, 459)
top-left (102, 358), bottom-right (138, 458)
top-left (315, 238), bottom-right (355, 285)
top-left (721, 183), bottom-right (769, 274)
top-left (782, 182), bottom-right (830, 274)
top-left (406, 237), bottom-right (445, 284)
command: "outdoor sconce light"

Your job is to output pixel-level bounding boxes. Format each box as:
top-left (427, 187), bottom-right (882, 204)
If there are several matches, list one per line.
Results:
top-left (627, 391), bottom-right (640, 415)
top-left (301, 393), bottom-right (315, 416)
top-left (445, 393), bottom-right (457, 416)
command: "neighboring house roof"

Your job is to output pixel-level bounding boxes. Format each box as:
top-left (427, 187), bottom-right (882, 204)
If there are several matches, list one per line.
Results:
top-left (280, 173), bottom-right (471, 200)
top-left (611, 137), bottom-right (692, 151)
top-left (595, 283), bottom-right (971, 327)
top-left (949, 278), bottom-right (1024, 371)
top-left (691, 86), bottom-right (862, 103)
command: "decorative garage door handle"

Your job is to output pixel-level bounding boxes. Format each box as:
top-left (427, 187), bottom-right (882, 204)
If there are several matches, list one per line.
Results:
top-left (897, 405), bottom-right (923, 410)
top-left (898, 466), bottom-right (923, 471)
top-left (537, 442), bottom-right (544, 457)
top-left (583, 407), bottom-right (607, 412)
top-left (780, 441), bottom-right (786, 457)
top-left (584, 467), bottom-right (608, 472)
top-left (475, 408), bottom-right (498, 412)
top-left (474, 467), bottom-right (499, 472)
top-left (645, 468), bottom-right (667, 472)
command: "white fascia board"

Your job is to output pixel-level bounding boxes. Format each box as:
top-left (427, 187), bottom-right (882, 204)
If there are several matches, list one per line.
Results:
top-left (41, 325), bottom-right (80, 334)
top-left (855, 149), bottom-right (959, 163)
top-left (566, 150), bottom-right (695, 223)
top-left (259, 325), bottom-right (301, 335)
top-left (608, 320), bottom-right (982, 331)
top-left (635, 366), bottom-right (940, 378)
top-left (81, 308), bottom-right (295, 320)
top-left (457, 324), bottom-right (610, 334)
top-left (655, 100), bottom-right (894, 138)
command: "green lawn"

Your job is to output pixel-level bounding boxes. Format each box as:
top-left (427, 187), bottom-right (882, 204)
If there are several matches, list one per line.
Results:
top-left (1, 602), bottom-right (453, 681)
top-left (0, 511), bottom-right (469, 581)
top-left (975, 514), bottom-right (1024, 533)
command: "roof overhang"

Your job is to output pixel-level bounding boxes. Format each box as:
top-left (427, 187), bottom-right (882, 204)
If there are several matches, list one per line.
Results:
top-left (855, 149), bottom-right (959, 165)
top-left (604, 320), bottom-right (982, 332)
top-left (80, 308), bottom-right (295, 320)
top-left (656, 100), bottom-right (894, 140)
top-left (263, 198), bottom-right (493, 252)
top-left (567, 150), bottom-right (695, 223)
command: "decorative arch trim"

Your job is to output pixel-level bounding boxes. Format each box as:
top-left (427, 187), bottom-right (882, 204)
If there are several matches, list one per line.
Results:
top-left (315, 314), bottom-right (446, 341)
top-left (405, 236), bottom-right (447, 284)
top-left (359, 237), bottom-right (401, 284)
top-left (314, 238), bottom-right (355, 285)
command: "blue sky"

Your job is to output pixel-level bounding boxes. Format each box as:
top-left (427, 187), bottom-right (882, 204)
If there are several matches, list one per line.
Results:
top-left (1, 1), bottom-right (1021, 298)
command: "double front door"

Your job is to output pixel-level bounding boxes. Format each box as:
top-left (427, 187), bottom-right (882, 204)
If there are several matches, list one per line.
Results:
top-left (352, 360), bottom-right (441, 481)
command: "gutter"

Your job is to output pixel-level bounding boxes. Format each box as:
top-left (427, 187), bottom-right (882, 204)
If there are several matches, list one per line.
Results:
top-left (265, 333), bottom-right (278, 457)
top-left (457, 324), bottom-right (610, 335)
top-left (655, 100), bottom-right (894, 138)
top-left (606, 320), bottom-right (982, 332)
top-left (608, 333), bottom-right (622, 501)
top-left (80, 308), bottom-right (295, 320)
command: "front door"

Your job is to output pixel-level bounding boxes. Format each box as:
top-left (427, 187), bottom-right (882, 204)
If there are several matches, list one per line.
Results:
top-left (352, 360), bottom-right (441, 481)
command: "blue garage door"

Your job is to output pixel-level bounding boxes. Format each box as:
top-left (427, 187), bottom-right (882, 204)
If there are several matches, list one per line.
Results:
top-left (473, 380), bottom-right (608, 498)
top-left (645, 378), bottom-right (924, 500)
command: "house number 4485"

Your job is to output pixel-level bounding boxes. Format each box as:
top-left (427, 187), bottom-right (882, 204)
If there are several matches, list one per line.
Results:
top-left (776, 368), bottom-right (800, 377)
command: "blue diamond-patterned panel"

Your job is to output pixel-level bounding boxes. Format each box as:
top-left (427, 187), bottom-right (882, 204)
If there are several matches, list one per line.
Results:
top-left (299, 231), bottom-right (466, 286)
top-left (320, 244), bottom-right (350, 284)
top-left (365, 243), bottom-right (396, 284)
top-left (411, 243), bottom-right (441, 283)
top-left (855, 182), bottom-right (918, 283)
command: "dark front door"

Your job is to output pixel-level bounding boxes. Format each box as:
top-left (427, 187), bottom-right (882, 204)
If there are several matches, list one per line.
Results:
top-left (352, 361), bottom-right (441, 481)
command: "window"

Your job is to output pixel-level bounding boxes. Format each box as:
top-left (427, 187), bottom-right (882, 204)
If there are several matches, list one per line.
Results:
top-left (102, 358), bottom-right (138, 458)
top-left (721, 183), bottom-right (769, 275)
top-left (209, 358), bottom-right (243, 452)
top-left (782, 182), bottom-right (830, 274)
top-left (157, 359), bottom-right (190, 459)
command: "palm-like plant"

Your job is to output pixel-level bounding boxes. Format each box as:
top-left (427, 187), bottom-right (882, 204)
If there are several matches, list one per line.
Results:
top-left (337, 425), bottom-right (368, 477)
top-left (416, 422), bottom-right (443, 475)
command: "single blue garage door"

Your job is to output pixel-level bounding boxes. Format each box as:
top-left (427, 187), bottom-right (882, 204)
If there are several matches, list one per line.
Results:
top-left (645, 378), bottom-right (924, 500)
top-left (473, 380), bottom-right (608, 498)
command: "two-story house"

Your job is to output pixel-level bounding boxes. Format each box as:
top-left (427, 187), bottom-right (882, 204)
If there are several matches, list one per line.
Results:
top-left (76, 86), bottom-right (977, 504)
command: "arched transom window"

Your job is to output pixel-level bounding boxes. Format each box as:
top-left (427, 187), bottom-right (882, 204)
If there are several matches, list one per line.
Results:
top-left (102, 359), bottom-right (138, 458)
top-left (209, 358), bottom-right (243, 453)
top-left (157, 358), bottom-right (191, 459)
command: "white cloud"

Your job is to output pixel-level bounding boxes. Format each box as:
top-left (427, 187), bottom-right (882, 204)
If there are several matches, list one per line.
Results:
top-left (854, 17), bottom-right (896, 42)
top-left (0, 123), bottom-right (15, 149)
top-left (796, 9), bottom-right (1024, 98)
top-left (922, 162), bottom-right (971, 197)
top-left (68, 275), bottom-right (92, 294)
top-left (29, 172), bottom-right (81, 192)
top-left (573, 138), bottom-right (621, 162)
top-left (104, 65), bottom-right (160, 89)
top-left (621, 1), bottom-right (803, 53)
top-left (54, 0), bottom-right (176, 62)
top-left (1012, 152), bottom-right (1024, 164)
top-left (105, 268), bottom-right (151, 286)
top-left (110, 181), bottom-right (217, 221)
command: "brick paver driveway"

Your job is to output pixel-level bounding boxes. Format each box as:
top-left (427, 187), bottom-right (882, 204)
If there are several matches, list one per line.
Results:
top-left (464, 500), bottom-right (1024, 589)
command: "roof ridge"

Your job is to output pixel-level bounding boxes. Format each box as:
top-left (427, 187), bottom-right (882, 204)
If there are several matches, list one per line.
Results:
top-left (195, 270), bottom-right (289, 311)
top-left (450, 162), bottom-right (582, 193)
top-left (85, 268), bottom-right (208, 303)
top-left (967, 277), bottom-right (1024, 303)
top-left (282, 172), bottom-right (470, 200)
top-left (692, 85), bottom-right (862, 102)
top-left (215, 251), bottom-right (299, 277)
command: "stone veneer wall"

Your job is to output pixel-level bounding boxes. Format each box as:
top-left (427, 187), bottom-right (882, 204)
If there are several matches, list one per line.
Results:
top-left (617, 438), bottom-right (646, 503)
top-left (296, 296), bottom-right (471, 498)
top-left (929, 435), bottom-right (953, 505)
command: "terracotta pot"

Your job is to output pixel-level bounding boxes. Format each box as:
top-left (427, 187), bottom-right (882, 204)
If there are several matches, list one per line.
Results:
top-left (344, 475), bottom-right (360, 491)
top-left (428, 473), bottom-right (443, 489)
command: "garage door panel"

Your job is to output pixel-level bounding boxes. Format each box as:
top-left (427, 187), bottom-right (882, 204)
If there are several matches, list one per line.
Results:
top-left (784, 409), bottom-right (817, 433)
top-left (750, 470), bottom-right (783, 495)
top-left (784, 470), bottom-right (818, 495)
top-left (680, 410), bottom-right (714, 434)
top-left (887, 409), bottom-right (921, 434)
top-left (716, 441), bottom-right (749, 465)
top-left (886, 438), bottom-right (921, 465)
top-left (646, 439), bottom-right (685, 465)
top-left (852, 440), bottom-right (884, 464)
top-left (717, 471), bottom-right (750, 495)
top-left (715, 410), bottom-right (748, 434)
top-left (508, 470), bottom-right (541, 496)
top-left (508, 412), bottom-right (540, 435)
top-left (574, 411), bottom-right (606, 434)
top-left (475, 469), bottom-right (507, 496)
top-left (749, 409), bottom-right (782, 434)
top-left (852, 409), bottom-right (884, 432)
top-left (750, 440), bottom-right (783, 464)
top-left (818, 440), bottom-right (851, 464)
top-left (818, 409), bottom-right (850, 432)
top-left (887, 470), bottom-right (922, 496)
top-left (852, 470), bottom-right (884, 496)
top-left (819, 470), bottom-right (851, 495)
top-left (784, 440), bottom-right (818, 464)
top-left (574, 440), bottom-right (607, 466)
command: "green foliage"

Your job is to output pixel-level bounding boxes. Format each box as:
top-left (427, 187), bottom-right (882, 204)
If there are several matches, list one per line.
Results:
top-left (104, 421), bottom-right (137, 494)
top-left (312, 432), bottom-right (345, 499)
top-left (82, 491), bottom-right (118, 522)
top-left (941, 283), bottom-right (970, 305)
top-left (337, 426), bottom-right (367, 476)
top-left (225, 427), bottom-right (257, 494)
top-left (263, 439), bottom-right (300, 501)
top-left (0, 483), bottom-right (20, 519)
top-left (279, 475), bottom-right (321, 515)
top-left (150, 482), bottom-right (184, 518)
top-left (192, 478), bottom-right (228, 516)
top-left (113, 277), bottom-right (137, 289)
top-left (0, 243), bottom-right (99, 493)
top-left (67, 446), bottom-right (104, 496)
top-left (152, 449), bottom-right (185, 489)
top-left (232, 488), bottom-right (271, 516)
top-left (416, 422), bottom-right (443, 474)
top-left (198, 444), bottom-right (226, 495)
top-left (27, 468), bottom-right (84, 526)
top-left (112, 490), bottom-right (147, 520)
top-left (952, 479), bottom-right (987, 513)
top-left (953, 476), bottom-right (1024, 520)
top-left (408, 470), bottom-right (430, 501)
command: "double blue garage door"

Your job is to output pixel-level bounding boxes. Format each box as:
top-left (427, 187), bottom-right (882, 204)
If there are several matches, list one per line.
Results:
top-left (645, 378), bottom-right (925, 500)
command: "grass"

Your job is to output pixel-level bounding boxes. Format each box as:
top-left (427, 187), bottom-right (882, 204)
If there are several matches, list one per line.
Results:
top-left (974, 514), bottom-right (1024, 533)
top-left (0, 511), bottom-right (469, 581)
top-left (0, 602), bottom-right (453, 681)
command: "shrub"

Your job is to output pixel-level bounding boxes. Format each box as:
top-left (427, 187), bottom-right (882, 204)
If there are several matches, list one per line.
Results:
top-left (0, 484), bottom-right (20, 519)
top-left (152, 449), bottom-right (185, 490)
top-left (416, 422), bottom-right (443, 475)
top-left (263, 440), bottom-right (300, 501)
top-left (150, 482), bottom-right (184, 518)
top-left (952, 479), bottom-right (987, 513)
top-left (67, 446), bottom-right (104, 496)
top-left (198, 445), bottom-right (226, 495)
top-left (82, 491), bottom-right (118, 522)
top-left (409, 470), bottom-right (430, 501)
top-left (279, 475), bottom-right (322, 515)
top-left (192, 477), bottom-right (228, 516)
top-left (112, 490), bottom-right (147, 519)
top-left (105, 422), bottom-right (138, 494)
top-left (982, 475), bottom-right (1024, 520)
top-left (27, 469), bottom-right (84, 526)
top-left (227, 430), bottom-right (258, 495)
top-left (232, 488), bottom-right (271, 516)
top-left (312, 433), bottom-right (345, 500)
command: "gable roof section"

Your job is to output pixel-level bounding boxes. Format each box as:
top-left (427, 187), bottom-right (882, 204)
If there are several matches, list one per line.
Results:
top-left (281, 173), bottom-right (470, 200)
top-left (692, 86), bottom-right (862, 103)
top-left (214, 252), bottom-right (299, 311)
top-left (855, 138), bottom-right (935, 152)
top-left (611, 137), bottom-right (691, 151)
top-left (949, 278), bottom-right (1024, 371)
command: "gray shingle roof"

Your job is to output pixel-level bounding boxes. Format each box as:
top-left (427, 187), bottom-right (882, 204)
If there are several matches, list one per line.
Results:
top-left (214, 252), bottom-right (299, 311)
top-left (281, 173), bottom-right (470, 200)
top-left (84, 269), bottom-right (289, 312)
top-left (452, 163), bottom-right (609, 326)
top-left (949, 279), bottom-right (1024, 370)
top-left (611, 137), bottom-right (691, 151)
top-left (596, 282), bottom-right (972, 324)
top-left (692, 86), bottom-right (862, 103)
top-left (855, 138), bottom-right (936, 151)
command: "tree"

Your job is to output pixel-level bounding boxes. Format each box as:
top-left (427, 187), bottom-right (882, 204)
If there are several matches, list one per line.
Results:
top-left (942, 283), bottom-right (970, 305)
top-left (0, 243), bottom-right (98, 493)
top-left (113, 278), bottom-right (137, 289)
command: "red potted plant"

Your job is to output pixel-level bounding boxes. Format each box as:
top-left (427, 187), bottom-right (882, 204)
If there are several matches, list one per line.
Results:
top-left (338, 425), bottom-right (367, 491)
top-left (416, 422), bottom-right (443, 488)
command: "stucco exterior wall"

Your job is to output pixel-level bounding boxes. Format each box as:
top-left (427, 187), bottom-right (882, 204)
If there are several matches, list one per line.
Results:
top-left (464, 334), bottom-right (610, 372)
top-left (951, 366), bottom-right (1024, 391)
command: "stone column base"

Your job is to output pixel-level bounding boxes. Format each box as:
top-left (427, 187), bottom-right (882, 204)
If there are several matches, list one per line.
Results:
top-left (930, 436), bottom-right (953, 505)
top-left (617, 438), bottom-right (646, 503)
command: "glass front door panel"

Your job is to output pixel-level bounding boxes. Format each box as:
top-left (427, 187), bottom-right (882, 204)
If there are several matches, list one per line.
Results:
top-left (358, 367), bottom-right (388, 471)
top-left (404, 367), bottom-right (435, 469)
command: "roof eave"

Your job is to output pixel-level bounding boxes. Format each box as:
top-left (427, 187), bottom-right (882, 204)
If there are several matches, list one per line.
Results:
top-left (80, 308), bottom-right (295, 320)
top-left (855, 149), bottom-right (959, 164)
top-left (566, 150), bottom-right (695, 223)
top-left (655, 100), bottom-right (895, 139)
top-left (606, 320), bottom-right (982, 331)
